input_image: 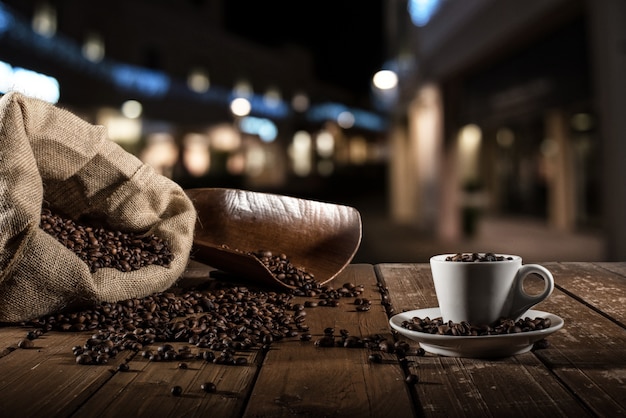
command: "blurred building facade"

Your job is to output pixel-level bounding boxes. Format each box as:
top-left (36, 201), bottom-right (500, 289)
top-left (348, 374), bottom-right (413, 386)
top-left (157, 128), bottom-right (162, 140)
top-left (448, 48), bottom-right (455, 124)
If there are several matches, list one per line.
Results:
top-left (0, 0), bottom-right (624, 260)
top-left (0, 0), bottom-right (389, 199)
top-left (384, 0), bottom-right (625, 260)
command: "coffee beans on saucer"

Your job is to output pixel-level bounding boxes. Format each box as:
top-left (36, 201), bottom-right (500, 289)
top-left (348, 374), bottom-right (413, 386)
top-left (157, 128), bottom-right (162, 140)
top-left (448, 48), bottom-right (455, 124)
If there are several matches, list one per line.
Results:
top-left (400, 315), bottom-right (552, 336)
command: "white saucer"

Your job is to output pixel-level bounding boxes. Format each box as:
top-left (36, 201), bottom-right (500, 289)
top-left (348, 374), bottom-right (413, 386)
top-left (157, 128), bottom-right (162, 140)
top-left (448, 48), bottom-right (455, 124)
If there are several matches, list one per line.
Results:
top-left (389, 308), bottom-right (564, 358)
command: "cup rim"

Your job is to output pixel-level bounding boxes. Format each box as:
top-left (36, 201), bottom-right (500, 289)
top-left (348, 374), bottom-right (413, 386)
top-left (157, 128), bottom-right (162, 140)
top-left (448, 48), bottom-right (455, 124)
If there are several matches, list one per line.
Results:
top-left (430, 253), bottom-right (521, 263)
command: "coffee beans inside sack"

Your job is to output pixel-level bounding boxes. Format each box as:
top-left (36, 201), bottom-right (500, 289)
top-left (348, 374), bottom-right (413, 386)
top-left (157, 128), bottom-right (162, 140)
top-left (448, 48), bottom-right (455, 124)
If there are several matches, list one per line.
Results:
top-left (40, 206), bottom-right (173, 273)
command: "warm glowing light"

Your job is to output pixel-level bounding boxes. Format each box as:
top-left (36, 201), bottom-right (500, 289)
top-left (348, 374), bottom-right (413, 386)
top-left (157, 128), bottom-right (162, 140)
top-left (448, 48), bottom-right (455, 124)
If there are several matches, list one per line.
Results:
top-left (230, 97), bottom-right (251, 116)
top-left (208, 123), bottom-right (241, 152)
top-left (293, 131), bottom-right (312, 150)
top-left (121, 100), bottom-right (142, 119)
top-left (459, 124), bottom-right (481, 150)
top-left (227, 152), bottom-right (246, 175)
top-left (97, 108), bottom-right (141, 145)
top-left (349, 136), bottom-right (368, 165)
top-left (246, 143), bottom-right (266, 177)
top-left (187, 68), bottom-right (210, 93)
top-left (291, 92), bottom-right (310, 112)
top-left (316, 130), bottom-right (335, 158)
top-left (82, 32), bottom-right (105, 63)
top-left (373, 70), bottom-right (398, 90)
top-left (289, 131), bottom-right (312, 176)
top-left (32, 2), bottom-right (57, 37)
top-left (140, 133), bottom-right (179, 176)
top-left (458, 124), bottom-right (482, 181)
top-left (183, 133), bottom-right (210, 176)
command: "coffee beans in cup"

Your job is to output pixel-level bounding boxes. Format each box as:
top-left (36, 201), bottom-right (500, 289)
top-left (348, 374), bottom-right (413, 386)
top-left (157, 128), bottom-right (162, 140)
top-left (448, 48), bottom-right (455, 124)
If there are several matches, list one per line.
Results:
top-left (445, 252), bottom-right (513, 262)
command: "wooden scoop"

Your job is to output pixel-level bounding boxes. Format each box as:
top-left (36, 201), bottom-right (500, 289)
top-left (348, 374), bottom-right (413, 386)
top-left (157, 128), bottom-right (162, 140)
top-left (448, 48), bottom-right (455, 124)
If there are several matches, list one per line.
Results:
top-left (184, 188), bottom-right (362, 289)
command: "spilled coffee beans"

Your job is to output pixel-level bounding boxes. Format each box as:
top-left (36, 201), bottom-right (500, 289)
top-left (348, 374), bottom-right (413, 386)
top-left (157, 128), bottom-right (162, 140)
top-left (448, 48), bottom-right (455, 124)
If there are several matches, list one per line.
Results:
top-left (19, 250), bottom-right (374, 370)
top-left (40, 206), bottom-right (173, 273)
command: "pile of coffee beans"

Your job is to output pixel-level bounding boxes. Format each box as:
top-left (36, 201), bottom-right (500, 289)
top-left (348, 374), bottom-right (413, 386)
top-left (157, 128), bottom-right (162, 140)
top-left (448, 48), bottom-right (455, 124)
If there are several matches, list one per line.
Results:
top-left (18, 250), bottom-right (376, 369)
top-left (400, 315), bottom-right (552, 336)
top-left (40, 207), bottom-right (173, 272)
top-left (445, 252), bottom-right (513, 262)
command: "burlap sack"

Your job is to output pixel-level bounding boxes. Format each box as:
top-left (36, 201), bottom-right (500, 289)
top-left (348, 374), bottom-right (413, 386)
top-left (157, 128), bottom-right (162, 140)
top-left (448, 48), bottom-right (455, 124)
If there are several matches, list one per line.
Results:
top-left (0, 92), bottom-right (197, 323)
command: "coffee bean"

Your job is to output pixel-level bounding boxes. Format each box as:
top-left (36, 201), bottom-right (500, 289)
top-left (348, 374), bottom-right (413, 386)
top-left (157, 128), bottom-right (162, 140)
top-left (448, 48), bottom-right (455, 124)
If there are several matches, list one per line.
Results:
top-left (532, 338), bottom-right (550, 350)
top-left (117, 363), bottom-right (130, 372)
top-left (368, 353), bottom-right (383, 363)
top-left (201, 382), bottom-right (217, 393)
top-left (17, 339), bottom-right (34, 349)
top-left (405, 374), bottom-right (419, 384)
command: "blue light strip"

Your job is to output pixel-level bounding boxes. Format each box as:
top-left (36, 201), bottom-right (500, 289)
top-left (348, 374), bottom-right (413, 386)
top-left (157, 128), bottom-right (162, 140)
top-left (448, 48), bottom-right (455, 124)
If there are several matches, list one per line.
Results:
top-left (0, 2), bottom-right (386, 131)
top-left (408, 0), bottom-right (444, 27)
top-left (0, 2), bottom-right (170, 98)
top-left (307, 102), bottom-right (387, 132)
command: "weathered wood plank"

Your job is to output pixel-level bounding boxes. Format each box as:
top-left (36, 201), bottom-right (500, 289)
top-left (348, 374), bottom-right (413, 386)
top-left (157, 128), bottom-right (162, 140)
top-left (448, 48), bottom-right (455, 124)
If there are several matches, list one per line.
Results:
top-left (72, 349), bottom-right (260, 418)
top-left (0, 331), bottom-right (123, 418)
top-left (547, 262), bottom-right (626, 324)
top-left (2, 262), bottom-right (624, 418)
top-left (244, 264), bottom-right (415, 418)
top-left (405, 353), bottom-right (592, 417)
top-left (0, 326), bottom-right (30, 358)
top-left (595, 262), bottom-right (626, 278)
top-left (535, 348), bottom-right (626, 417)
top-left (375, 263), bottom-right (597, 417)
top-left (532, 264), bottom-right (626, 416)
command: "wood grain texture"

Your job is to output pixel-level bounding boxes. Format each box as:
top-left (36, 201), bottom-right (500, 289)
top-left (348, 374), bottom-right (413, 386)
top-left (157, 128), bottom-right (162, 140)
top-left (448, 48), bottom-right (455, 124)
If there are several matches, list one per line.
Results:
top-left (243, 264), bottom-right (415, 418)
top-left (1, 262), bottom-right (625, 417)
top-left (375, 262), bottom-right (620, 417)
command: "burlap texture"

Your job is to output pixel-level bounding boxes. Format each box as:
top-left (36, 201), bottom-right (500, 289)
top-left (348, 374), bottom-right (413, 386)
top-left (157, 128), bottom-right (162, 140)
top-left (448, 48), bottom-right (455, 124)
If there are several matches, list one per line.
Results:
top-left (0, 92), bottom-right (197, 322)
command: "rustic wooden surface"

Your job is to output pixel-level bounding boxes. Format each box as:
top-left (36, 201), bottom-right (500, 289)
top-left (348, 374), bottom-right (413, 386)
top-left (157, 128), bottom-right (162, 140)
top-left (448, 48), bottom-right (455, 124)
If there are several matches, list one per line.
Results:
top-left (1, 262), bottom-right (625, 417)
top-left (376, 262), bottom-right (626, 417)
top-left (0, 264), bottom-right (412, 418)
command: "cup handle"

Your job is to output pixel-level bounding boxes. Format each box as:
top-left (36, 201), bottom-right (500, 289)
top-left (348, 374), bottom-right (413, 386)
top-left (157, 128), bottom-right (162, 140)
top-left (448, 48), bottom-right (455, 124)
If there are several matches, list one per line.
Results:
top-left (510, 264), bottom-right (554, 319)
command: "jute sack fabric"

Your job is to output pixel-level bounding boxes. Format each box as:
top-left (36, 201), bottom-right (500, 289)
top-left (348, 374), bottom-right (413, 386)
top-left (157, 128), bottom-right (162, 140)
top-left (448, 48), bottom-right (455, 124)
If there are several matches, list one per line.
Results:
top-left (0, 92), bottom-right (197, 323)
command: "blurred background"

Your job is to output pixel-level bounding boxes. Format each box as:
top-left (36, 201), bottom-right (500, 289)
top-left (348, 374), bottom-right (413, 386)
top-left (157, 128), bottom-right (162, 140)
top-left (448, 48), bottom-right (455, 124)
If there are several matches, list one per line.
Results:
top-left (1, 0), bottom-right (623, 263)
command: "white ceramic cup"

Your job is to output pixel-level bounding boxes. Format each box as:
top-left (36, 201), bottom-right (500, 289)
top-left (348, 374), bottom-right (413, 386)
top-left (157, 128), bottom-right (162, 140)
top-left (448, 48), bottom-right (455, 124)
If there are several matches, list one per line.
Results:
top-left (429, 254), bottom-right (554, 325)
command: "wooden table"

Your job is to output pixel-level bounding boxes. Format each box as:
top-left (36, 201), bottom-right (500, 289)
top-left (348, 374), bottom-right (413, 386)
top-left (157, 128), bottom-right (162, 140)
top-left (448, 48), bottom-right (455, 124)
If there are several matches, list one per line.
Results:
top-left (1, 262), bottom-right (625, 417)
